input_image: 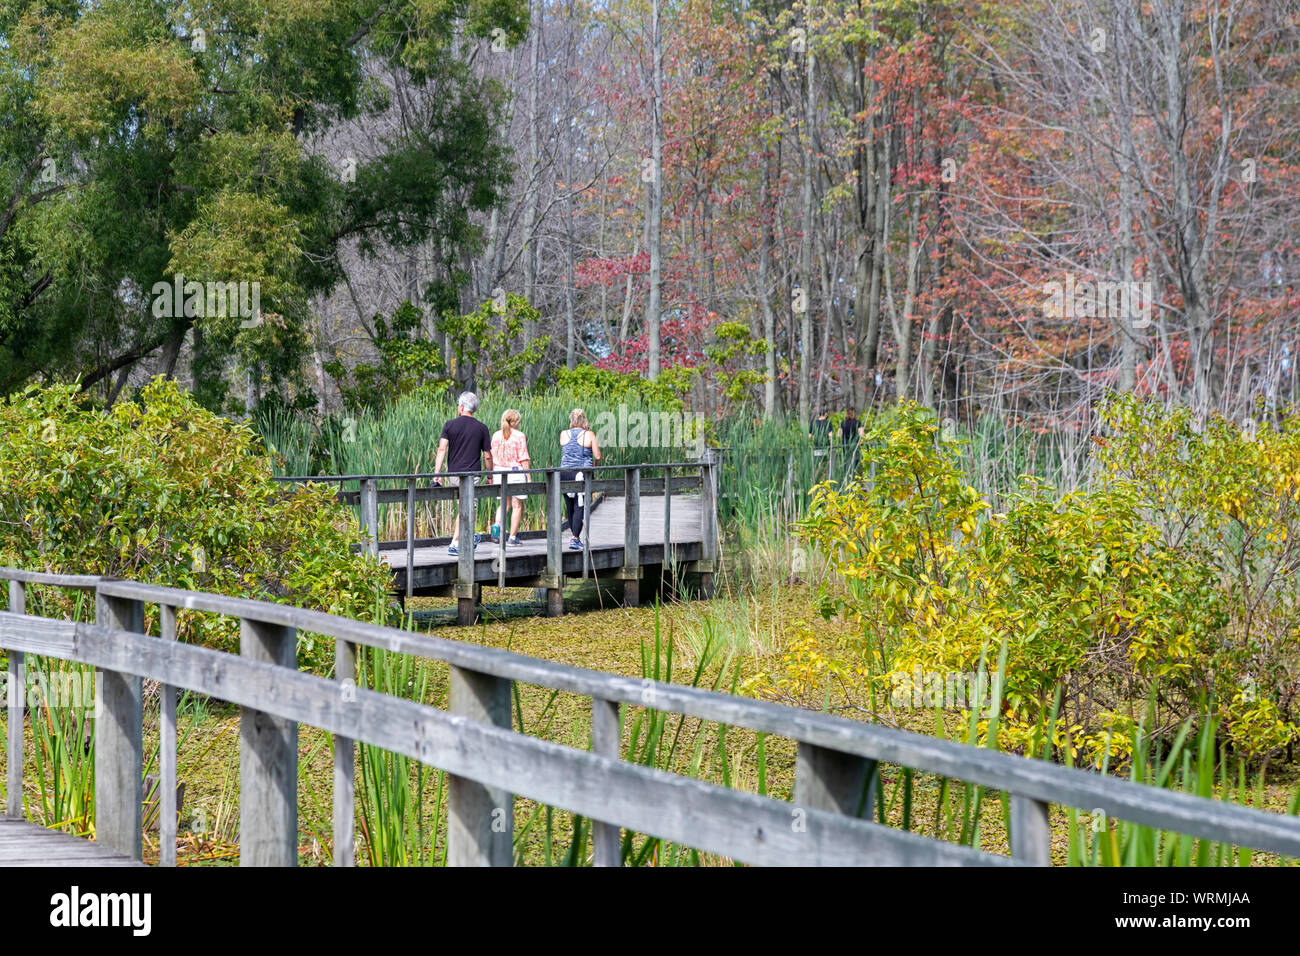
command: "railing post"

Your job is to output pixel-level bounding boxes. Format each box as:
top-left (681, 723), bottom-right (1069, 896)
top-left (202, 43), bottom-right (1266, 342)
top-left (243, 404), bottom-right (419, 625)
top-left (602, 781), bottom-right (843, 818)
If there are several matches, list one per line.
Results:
top-left (360, 477), bottom-right (379, 558)
top-left (619, 467), bottom-right (641, 606)
top-left (794, 743), bottom-right (878, 823)
top-left (240, 618), bottom-right (298, 866)
top-left (582, 471), bottom-right (593, 578)
top-left (95, 590), bottom-right (144, 860)
top-left (1011, 795), bottom-right (1052, 865)
top-left (662, 464), bottom-right (672, 594)
top-left (457, 477), bottom-right (476, 625)
top-left (590, 697), bottom-right (622, 866)
top-left (446, 666), bottom-right (513, 866)
top-left (6, 580), bottom-right (25, 818)
top-left (334, 637), bottom-right (357, 867)
top-left (159, 604), bottom-right (179, 867)
top-left (497, 474), bottom-right (508, 591)
top-left (698, 450), bottom-right (720, 598)
top-left (405, 479), bottom-right (416, 600)
top-left (545, 471), bottom-right (563, 617)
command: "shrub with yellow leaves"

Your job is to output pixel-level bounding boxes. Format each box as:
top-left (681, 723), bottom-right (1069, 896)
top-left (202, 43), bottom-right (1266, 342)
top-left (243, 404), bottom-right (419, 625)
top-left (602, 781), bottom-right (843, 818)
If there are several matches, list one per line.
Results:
top-left (767, 400), bottom-right (1299, 764)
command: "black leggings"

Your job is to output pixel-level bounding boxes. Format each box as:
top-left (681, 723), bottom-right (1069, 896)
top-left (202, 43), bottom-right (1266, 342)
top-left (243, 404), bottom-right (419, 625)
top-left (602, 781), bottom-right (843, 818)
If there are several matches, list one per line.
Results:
top-left (560, 470), bottom-right (584, 538)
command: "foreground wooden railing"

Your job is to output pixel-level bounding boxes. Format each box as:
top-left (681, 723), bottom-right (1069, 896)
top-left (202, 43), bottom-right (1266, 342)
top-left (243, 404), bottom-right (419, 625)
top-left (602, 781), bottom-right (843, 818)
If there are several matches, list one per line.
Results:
top-left (276, 458), bottom-right (720, 622)
top-left (3, 567), bottom-right (1300, 866)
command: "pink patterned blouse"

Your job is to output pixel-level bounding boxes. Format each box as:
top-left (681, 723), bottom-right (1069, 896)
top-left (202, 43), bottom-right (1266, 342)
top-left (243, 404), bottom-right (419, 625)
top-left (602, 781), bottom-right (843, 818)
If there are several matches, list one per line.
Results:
top-left (491, 429), bottom-right (530, 470)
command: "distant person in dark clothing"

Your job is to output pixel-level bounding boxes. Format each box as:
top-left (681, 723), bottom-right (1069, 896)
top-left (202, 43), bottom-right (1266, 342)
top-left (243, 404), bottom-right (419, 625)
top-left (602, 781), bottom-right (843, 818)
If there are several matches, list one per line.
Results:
top-left (433, 391), bottom-right (493, 555)
top-left (809, 408), bottom-right (831, 445)
top-left (840, 407), bottom-right (862, 445)
top-left (840, 406), bottom-right (863, 473)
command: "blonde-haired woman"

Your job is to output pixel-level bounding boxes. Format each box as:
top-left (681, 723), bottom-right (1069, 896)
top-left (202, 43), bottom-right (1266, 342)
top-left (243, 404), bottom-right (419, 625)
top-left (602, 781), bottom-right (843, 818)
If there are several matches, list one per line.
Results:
top-left (558, 408), bottom-right (602, 550)
top-left (491, 409), bottom-right (530, 546)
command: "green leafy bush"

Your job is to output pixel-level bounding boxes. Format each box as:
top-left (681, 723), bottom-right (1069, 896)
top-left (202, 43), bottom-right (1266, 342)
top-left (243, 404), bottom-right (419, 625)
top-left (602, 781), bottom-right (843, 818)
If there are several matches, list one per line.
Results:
top-left (0, 378), bottom-right (393, 669)
top-left (554, 365), bottom-right (687, 411)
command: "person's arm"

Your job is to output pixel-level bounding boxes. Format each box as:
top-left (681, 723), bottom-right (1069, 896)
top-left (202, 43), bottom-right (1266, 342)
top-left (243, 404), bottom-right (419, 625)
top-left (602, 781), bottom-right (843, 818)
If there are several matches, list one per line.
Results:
top-left (517, 435), bottom-right (530, 468)
top-left (481, 427), bottom-right (493, 472)
top-left (432, 437), bottom-right (449, 484)
top-left (589, 430), bottom-right (603, 464)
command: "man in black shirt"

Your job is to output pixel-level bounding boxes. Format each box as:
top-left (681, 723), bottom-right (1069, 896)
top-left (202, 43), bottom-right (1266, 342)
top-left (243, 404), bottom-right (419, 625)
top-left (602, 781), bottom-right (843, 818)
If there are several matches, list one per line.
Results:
top-left (809, 408), bottom-right (831, 445)
top-left (840, 406), bottom-right (862, 474)
top-left (433, 391), bottom-right (493, 554)
top-left (840, 407), bottom-right (862, 445)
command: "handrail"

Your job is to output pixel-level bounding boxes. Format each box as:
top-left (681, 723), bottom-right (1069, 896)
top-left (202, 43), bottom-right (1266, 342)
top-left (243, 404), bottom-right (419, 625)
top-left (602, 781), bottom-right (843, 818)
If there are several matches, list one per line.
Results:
top-left (273, 462), bottom-right (710, 483)
top-left (278, 458), bottom-right (721, 619)
top-left (5, 567), bottom-right (1300, 866)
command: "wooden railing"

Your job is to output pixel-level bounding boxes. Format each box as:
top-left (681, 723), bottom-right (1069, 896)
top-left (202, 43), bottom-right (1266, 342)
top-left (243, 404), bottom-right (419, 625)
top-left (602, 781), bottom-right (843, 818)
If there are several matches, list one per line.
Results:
top-left (275, 458), bottom-right (720, 622)
top-left (3, 567), bottom-right (1300, 866)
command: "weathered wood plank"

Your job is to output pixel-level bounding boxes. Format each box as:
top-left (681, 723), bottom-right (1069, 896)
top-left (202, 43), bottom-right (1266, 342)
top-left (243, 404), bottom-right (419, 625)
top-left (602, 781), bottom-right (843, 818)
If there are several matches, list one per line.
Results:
top-left (64, 622), bottom-right (1006, 866)
top-left (446, 666), bottom-right (513, 866)
top-left (239, 618), bottom-right (298, 867)
top-left (94, 592), bottom-right (143, 860)
top-left (591, 698), bottom-right (622, 866)
top-left (0, 819), bottom-right (143, 866)
top-left (546, 471), bottom-right (563, 617)
top-left (6, 580), bottom-right (24, 817)
top-left (160, 603), bottom-right (178, 867)
top-left (457, 478), bottom-right (476, 625)
top-left (620, 469), bottom-right (641, 607)
top-left (794, 743), bottom-right (877, 820)
top-left (360, 478), bottom-right (379, 558)
top-left (35, 580), bottom-right (1300, 859)
top-left (334, 636), bottom-right (357, 867)
top-left (1011, 795), bottom-right (1052, 866)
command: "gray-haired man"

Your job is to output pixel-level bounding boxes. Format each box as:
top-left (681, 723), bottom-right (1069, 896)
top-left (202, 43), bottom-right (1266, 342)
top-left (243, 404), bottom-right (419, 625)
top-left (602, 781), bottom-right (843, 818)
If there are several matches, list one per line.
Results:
top-left (433, 391), bottom-right (493, 555)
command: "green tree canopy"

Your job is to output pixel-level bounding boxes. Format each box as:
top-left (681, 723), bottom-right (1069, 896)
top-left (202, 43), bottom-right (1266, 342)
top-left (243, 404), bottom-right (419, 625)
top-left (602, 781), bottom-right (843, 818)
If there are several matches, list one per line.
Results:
top-left (0, 0), bottom-right (525, 410)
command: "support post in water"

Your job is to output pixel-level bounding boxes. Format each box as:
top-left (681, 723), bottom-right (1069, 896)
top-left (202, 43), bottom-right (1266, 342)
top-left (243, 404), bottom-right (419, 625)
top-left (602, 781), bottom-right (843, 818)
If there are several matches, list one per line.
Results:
top-left (360, 477), bottom-right (379, 558)
top-left (619, 466), bottom-right (641, 606)
top-left (545, 470), bottom-right (563, 617)
top-left (698, 450), bottom-right (720, 598)
top-left (457, 476), bottom-right (476, 626)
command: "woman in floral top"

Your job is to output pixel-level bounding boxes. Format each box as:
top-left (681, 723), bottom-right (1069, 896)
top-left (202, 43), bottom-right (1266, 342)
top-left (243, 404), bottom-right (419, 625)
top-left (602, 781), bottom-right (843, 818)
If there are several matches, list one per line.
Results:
top-left (490, 409), bottom-right (530, 545)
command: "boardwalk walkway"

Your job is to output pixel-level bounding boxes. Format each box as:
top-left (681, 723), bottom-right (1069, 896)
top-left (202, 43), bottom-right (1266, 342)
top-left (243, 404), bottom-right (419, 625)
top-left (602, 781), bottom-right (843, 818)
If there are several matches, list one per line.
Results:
top-left (381, 494), bottom-right (704, 594)
top-left (0, 818), bottom-right (141, 866)
top-left (4, 566), bottom-right (1300, 867)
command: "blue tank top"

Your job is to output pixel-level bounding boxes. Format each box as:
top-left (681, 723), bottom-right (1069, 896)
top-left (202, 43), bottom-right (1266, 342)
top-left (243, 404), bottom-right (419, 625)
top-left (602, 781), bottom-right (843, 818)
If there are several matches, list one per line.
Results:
top-left (560, 428), bottom-right (594, 470)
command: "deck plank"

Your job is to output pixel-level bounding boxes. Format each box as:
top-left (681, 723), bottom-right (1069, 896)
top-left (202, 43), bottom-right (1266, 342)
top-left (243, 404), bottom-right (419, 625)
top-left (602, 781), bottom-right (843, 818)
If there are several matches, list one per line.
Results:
top-left (381, 495), bottom-right (704, 592)
top-left (0, 818), bottom-right (143, 866)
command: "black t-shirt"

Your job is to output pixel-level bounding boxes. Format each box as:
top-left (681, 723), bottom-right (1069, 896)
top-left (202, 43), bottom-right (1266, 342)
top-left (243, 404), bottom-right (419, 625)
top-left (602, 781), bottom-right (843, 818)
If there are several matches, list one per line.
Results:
top-left (811, 417), bottom-right (831, 444)
top-left (441, 415), bottom-right (492, 473)
top-left (840, 417), bottom-right (859, 444)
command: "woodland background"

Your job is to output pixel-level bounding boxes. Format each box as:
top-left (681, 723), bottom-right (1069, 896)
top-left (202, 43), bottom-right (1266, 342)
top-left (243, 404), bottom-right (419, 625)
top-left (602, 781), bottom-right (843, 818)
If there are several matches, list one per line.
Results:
top-left (3, 0), bottom-right (1297, 430)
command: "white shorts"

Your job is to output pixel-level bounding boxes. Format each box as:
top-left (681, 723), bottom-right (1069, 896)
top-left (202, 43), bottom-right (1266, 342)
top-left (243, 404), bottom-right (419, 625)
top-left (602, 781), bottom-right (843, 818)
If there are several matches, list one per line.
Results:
top-left (494, 467), bottom-right (528, 501)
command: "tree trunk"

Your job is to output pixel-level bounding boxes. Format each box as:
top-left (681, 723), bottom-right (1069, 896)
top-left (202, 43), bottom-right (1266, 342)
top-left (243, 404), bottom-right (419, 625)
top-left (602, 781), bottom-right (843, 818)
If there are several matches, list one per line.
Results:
top-left (645, 0), bottom-right (663, 380)
top-left (797, 26), bottom-right (816, 426)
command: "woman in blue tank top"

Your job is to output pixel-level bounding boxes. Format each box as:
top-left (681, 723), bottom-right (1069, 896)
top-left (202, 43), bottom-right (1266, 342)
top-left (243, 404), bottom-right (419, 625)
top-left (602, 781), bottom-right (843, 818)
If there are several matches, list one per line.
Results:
top-left (558, 408), bottom-right (602, 550)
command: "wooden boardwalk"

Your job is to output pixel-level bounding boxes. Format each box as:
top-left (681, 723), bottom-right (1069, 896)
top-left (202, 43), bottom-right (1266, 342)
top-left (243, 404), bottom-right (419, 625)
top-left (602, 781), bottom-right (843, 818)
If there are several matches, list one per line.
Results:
top-left (5, 566), bottom-right (1300, 867)
top-left (0, 818), bottom-right (142, 866)
top-left (381, 494), bottom-right (704, 595)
